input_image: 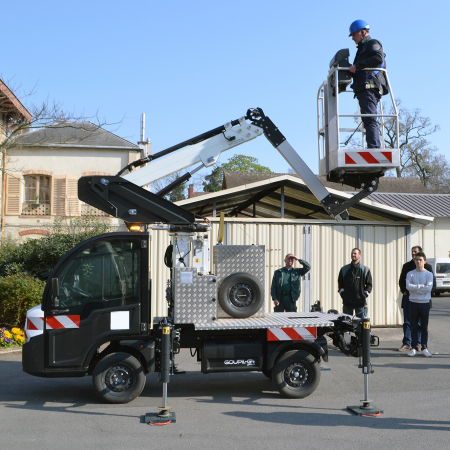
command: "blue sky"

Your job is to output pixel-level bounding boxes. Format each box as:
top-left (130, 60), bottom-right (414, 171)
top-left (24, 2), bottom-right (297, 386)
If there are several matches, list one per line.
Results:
top-left (3, 0), bottom-right (449, 186)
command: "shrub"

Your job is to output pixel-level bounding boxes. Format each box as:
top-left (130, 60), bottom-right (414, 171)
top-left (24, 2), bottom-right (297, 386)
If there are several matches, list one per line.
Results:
top-left (0, 214), bottom-right (110, 281)
top-left (0, 273), bottom-right (46, 328)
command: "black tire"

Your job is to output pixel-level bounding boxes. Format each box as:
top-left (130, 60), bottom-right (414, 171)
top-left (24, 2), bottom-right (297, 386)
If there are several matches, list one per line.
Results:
top-left (272, 350), bottom-right (320, 399)
top-left (92, 352), bottom-right (146, 404)
top-left (434, 291), bottom-right (441, 297)
top-left (218, 272), bottom-right (264, 318)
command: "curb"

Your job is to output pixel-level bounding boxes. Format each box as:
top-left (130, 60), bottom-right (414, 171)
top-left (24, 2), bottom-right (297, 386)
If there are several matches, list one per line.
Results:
top-left (0, 347), bottom-right (22, 356)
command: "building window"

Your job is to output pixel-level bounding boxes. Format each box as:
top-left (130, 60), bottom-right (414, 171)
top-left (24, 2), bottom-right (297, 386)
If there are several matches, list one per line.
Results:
top-left (22, 175), bottom-right (51, 215)
top-left (24, 175), bottom-right (51, 205)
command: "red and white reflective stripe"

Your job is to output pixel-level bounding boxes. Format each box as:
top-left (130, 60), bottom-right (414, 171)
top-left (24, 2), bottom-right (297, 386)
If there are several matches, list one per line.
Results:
top-left (45, 315), bottom-right (80, 329)
top-left (26, 316), bottom-right (44, 331)
top-left (345, 151), bottom-right (392, 165)
top-left (267, 327), bottom-right (317, 341)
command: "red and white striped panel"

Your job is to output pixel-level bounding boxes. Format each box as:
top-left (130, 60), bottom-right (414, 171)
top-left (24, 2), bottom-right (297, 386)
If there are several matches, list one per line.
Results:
top-left (268, 327), bottom-right (317, 341)
top-left (26, 316), bottom-right (44, 332)
top-left (345, 151), bottom-right (392, 165)
top-left (46, 315), bottom-right (80, 329)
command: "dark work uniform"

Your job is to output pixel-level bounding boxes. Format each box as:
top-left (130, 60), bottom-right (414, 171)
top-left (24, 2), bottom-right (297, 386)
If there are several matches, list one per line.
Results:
top-left (338, 262), bottom-right (372, 318)
top-left (399, 260), bottom-right (435, 347)
top-left (271, 261), bottom-right (311, 312)
top-left (351, 35), bottom-right (388, 148)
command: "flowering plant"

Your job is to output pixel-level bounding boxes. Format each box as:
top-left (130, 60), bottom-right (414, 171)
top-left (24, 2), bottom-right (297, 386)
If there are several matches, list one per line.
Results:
top-left (0, 327), bottom-right (25, 348)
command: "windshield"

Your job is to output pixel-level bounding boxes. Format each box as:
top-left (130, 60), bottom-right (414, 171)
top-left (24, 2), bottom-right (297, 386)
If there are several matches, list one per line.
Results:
top-left (436, 263), bottom-right (450, 274)
top-left (52, 238), bottom-right (141, 319)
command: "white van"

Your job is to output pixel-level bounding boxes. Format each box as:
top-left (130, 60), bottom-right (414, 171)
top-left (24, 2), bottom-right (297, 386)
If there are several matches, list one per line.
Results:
top-left (427, 258), bottom-right (450, 296)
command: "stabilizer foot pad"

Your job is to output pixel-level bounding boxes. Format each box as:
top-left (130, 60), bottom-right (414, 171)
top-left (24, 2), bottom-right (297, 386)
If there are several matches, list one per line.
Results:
top-left (145, 411), bottom-right (176, 425)
top-left (347, 405), bottom-right (383, 416)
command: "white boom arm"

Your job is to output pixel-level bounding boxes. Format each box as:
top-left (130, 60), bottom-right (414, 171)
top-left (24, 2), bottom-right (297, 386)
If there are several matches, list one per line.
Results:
top-left (122, 117), bottom-right (263, 186)
top-left (116, 108), bottom-right (383, 220)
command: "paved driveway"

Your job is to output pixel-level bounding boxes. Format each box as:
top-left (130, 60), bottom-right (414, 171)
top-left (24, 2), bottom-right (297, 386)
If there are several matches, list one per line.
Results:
top-left (1, 297), bottom-right (449, 450)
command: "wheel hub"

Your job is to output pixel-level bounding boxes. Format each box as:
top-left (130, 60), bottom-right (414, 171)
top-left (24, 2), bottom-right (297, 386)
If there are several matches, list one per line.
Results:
top-left (229, 284), bottom-right (254, 307)
top-left (105, 365), bottom-right (132, 392)
top-left (284, 362), bottom-right (308, 387)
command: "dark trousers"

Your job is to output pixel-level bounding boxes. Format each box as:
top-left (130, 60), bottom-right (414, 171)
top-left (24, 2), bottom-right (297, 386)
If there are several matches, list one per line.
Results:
top-left (343, 305), bottom-right (368, 318)
top-left (402, 292), bottom-right (421, 347)
top-left (356, 89), bottom-right (381, 148)
top-left (274, 294), bottom-right (297, 312)
top-left (409, 301), bottom-right (430, 350)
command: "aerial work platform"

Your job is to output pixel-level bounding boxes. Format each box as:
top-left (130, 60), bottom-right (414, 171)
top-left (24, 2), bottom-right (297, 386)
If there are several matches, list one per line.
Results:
top-left (317, 49), bottom-right (400, 188)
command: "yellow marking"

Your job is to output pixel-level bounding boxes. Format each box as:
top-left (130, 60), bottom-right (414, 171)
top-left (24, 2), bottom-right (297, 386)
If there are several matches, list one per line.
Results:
top-left (163, 327), bottom-right (170, 334)
top-left (363, 322), bottom-right (370, 329)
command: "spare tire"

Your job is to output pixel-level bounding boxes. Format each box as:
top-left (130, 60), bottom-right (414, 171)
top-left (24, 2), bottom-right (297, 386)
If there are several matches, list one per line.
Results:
top-left (218, 272), bottom-right (263, 318)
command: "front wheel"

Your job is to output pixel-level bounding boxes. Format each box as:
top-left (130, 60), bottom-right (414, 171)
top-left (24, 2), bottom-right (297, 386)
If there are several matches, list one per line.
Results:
top-left (92, 352), bottom-right (146, 404)
top-left (272, 350), bottom-right (320, 399)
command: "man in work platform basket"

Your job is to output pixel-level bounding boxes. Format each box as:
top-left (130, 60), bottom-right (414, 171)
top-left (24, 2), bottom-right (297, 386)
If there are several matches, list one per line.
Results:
top-left (348, 19), bottom-right (389, 149)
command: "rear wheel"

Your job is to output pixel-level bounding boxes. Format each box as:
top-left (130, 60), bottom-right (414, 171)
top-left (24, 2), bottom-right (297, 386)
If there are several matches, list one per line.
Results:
top-left (92, 352), bottom-right (146, 404)
top-left (272, 350), bottom-right (320, 399)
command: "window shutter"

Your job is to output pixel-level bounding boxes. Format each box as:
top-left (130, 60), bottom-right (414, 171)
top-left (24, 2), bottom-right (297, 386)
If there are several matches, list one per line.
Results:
top-left (66, 176), bottom-right (80, 216)
top-left (52, 176), bottom-right (66, 216)
top-left (5, 174), bottom-right (22, 215)
top-left (52, 176), bottom-right (81, 216)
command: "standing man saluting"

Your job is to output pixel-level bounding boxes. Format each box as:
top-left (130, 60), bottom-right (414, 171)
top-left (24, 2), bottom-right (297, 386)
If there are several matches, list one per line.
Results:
top-left (348, 19), bottom-right (388, 149)
top-left (271, 254), bottom-right (311, 312)
top-left (338, 248), bottom-right (372, 318)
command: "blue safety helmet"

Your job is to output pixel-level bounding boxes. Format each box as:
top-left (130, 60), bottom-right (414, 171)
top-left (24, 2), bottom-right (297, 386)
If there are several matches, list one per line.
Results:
top-left (349, 20), bottom-right (369, 36)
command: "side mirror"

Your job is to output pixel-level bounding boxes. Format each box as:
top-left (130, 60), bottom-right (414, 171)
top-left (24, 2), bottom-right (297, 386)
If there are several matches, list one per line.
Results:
top-left (52, 278), bottom-right (60, 307)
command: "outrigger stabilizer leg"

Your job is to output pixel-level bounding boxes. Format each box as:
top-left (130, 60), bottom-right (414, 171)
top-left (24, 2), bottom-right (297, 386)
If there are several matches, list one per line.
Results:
top-left (347, 317), bottom-right (383, 417)
top-left (145, 319), bottom-right (176, 425)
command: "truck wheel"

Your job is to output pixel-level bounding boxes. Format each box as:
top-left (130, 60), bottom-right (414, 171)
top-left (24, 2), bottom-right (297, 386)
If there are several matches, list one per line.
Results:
top-left (272, 350), bottom-right (320, 399)
top-left (92, 352), bottom-right (146, 404)
top-left (218, 273), bottom-right (263, 318)
top-left (434, 291), bottom-right (441, 297)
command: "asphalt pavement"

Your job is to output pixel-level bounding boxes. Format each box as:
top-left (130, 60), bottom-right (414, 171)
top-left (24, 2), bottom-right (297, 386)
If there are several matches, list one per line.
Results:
top-left (1, 297), bottom-right (449, 450)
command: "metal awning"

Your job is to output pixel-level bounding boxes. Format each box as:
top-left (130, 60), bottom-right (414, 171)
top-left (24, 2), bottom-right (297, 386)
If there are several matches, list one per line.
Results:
top-left (176, 174), bottom-right (434, 224)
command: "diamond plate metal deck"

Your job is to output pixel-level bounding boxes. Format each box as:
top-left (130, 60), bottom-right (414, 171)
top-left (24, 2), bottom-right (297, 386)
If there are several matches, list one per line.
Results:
top-left (192, 312), bottom-right (340, 330)
top-left (173, 268), bottom-right (218, 323)
top-left (213, 245), bottom-right (265, 318)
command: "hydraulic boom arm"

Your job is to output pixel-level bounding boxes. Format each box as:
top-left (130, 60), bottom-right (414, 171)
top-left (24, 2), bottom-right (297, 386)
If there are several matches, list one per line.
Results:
top-left (121, 108), bottom-right (380, 220)
top-left (79, 108), bottom-right (380, 223)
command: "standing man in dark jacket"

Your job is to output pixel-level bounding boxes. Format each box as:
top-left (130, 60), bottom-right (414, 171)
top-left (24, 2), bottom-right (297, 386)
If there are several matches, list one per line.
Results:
top-left (271, 253), bottom-right (311, 312)
top-left (348, 20), bottom-right (388, 149)
top-left (338, 248), bottom-right (372, 318)
top-left (397, 245), bottom-right (435, 351)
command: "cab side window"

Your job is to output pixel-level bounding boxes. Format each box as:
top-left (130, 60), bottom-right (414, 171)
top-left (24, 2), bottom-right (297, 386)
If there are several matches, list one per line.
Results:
top-left (53, 239), bottom-right (141, 320)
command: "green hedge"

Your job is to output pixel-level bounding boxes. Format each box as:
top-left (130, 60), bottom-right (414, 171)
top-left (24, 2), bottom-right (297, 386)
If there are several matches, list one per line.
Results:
top-left (0, 216), bottom-right (110, 281)
top-left (0, 273), bottom-right (45, 328)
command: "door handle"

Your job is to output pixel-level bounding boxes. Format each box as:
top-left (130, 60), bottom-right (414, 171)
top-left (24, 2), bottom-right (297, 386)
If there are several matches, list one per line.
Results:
top-left (49, 309), bottom-right (69, 315)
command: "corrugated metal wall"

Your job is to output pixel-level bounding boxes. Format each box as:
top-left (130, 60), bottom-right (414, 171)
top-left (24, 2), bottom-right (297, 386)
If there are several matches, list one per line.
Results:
top-left (412, 218), bottom-right (450, 259)
top-left (149, 220), bottom-right (409, 326)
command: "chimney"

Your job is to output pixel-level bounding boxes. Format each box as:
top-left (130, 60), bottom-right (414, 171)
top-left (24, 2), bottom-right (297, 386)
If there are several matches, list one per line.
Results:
top-left (188, 184), bottom-right (194, 198)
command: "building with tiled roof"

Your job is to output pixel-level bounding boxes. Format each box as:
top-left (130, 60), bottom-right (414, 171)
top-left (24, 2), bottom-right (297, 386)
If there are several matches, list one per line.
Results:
top-left (4, 120), bottom-right (142, 241)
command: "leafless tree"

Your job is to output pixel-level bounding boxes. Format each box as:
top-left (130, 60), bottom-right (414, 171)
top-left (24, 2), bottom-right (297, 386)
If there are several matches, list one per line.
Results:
top-left (383, 99), bottom-right (440, 180)
top-left (0, 77), bottom-right (121, 242)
